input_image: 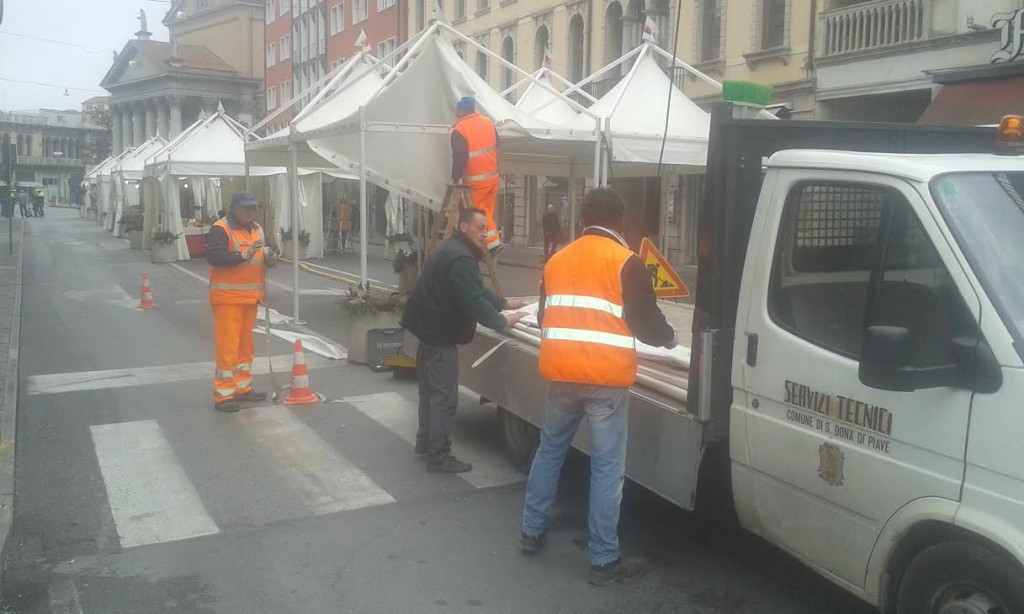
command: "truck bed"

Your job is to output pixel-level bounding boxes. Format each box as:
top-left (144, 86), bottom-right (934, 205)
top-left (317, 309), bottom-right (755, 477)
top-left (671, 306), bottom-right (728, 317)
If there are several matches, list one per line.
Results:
top-left (458, 299), bottom-right (703, 510)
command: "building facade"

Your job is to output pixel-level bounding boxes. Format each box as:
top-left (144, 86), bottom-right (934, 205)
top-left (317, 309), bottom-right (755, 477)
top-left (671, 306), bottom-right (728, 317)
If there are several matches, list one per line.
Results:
top-left (0, 110), bottom-right (107, 203)
top-left (101, 1), bottom-right (266, 154)
top-left (263, 0), bottom-right (404, 132)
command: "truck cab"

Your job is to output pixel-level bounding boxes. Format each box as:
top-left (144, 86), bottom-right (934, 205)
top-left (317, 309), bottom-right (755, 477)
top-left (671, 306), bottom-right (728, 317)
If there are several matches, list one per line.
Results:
top-left (708, 117), bottom-right (1024, 612)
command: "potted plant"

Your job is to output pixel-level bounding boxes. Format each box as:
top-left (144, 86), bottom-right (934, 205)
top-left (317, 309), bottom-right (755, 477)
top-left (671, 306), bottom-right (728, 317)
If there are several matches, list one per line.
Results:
top-left (386, 233), bottom-right (415, 261)
top-left (279, 227), bottom-right (312, 260)
top-left (393, 245), bottom-right (419, 295)
top-left (150, 229), bottom-right (181, 263)
top-left (118, 209), bottom-right (145, 249)
top-left (339, 288), bottom-right (405, 364)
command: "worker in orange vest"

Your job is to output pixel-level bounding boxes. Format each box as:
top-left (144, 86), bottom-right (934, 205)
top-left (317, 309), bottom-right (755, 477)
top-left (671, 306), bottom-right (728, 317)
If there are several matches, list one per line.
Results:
top-left (519, 188), bottom-right (677, 585)
top-left (206, 192), bottom-right (278, 412)
top-left (451, 96), bottom-right (502, 256)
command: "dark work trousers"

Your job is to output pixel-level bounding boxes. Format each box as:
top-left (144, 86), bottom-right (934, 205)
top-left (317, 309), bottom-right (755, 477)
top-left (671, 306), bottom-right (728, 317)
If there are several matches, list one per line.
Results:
top-left (416, 344), bottom-right (459, 461)
top-left (543, 233), bottom-right (560, 261)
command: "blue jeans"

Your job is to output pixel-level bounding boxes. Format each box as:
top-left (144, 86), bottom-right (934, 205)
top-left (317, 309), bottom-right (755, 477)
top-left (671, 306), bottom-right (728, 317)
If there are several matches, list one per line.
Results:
top-left (521, 382), bottom-right (629, 566)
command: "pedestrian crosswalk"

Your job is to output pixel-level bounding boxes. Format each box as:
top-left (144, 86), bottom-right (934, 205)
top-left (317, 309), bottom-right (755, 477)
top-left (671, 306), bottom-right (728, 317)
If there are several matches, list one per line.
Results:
top-left (65, 387), bottom-right (525, 551)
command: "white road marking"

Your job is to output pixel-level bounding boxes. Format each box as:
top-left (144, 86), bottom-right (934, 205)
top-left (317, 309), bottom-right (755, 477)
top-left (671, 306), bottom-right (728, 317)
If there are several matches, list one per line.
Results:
top-left (91, 420), bottom-right (219, 548)
top-left (341, 392), bottom-right (524, 489)
top-left (237, 405), bottom-right (395, 515)
top-left (27, 354), bottom-right (329, 395)
top-left (173, 262), bottom-right (345, 296)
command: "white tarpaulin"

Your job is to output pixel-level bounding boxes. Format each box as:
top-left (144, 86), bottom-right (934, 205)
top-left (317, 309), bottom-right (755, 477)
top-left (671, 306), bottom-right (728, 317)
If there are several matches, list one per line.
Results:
top-left (147, 111), bottom-right (283, 178)
top-left (516, 69), bottom-right (580, 125)
top-left (307, 34), bottom-right (596, 212)
top-left (113, 136), bottom-right (166, 237)
top-left (269, 172), bottom-right (325, 259)
top-left (568, 49), bottom-right (710, 168)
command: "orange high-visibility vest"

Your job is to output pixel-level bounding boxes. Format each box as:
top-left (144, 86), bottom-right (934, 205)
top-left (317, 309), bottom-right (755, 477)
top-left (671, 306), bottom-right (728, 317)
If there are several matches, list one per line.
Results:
top-left (539, 233), bottom-right (638, 387)
top-left (452, 112), bottom-right (499, 188)
top-left (209, 219), bottom-right (266, 306)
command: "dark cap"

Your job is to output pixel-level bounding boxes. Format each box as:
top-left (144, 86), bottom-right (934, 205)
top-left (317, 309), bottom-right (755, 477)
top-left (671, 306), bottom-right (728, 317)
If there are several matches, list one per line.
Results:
top-left (231, 192), bottom-right (259, 208)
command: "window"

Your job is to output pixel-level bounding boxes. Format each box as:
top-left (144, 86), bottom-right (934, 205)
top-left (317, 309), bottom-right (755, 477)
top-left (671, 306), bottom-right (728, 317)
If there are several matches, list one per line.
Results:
top-left (197, 0), bottom-right (210, 8)
top-left (476, 49), bottom-right (488, 81)
top-left (267, 86), bottom-right (278, 110)
top-left (281, 80), bottom-right (292, 105)
top-left (267, 0), bottom-right (275, 22)
top-left (377, 38), bottom-right (396, 58)
top-left (379, 0), bottom-right (396, 11)
top-left (761, 0), bottom-right (786, 49)
top-left (267, 42), bottom-right (277, 66)
top-left (768, 182), bottom-right (976, 366)
top-left (353, 0), bottom-right (368, 23)
top-left (455, 0), bottom-right (466, 20)
top-left (280, 35), bottom-right (291, 60)
top-left (700, 0), bottom-right (722, 61)
top-left (331, 4), bottom-right (344, 34)
top-left (476, 0), bottom-right (488, 11)
top-left (318, 12), bottom-right (327, 54)
top-left (280, 0), bottom-right (290, 15)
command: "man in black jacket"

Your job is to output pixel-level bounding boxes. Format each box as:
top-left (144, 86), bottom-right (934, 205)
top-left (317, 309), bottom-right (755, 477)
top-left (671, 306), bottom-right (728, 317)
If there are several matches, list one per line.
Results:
top-left (401, 207), bottom-right (527, 473)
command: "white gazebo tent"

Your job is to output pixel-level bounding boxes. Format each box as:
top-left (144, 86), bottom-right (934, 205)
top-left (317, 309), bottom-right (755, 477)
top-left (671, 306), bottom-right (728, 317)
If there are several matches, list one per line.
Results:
top-left (111, 135), bottom-right (167, 237)
top-left (90, 149), bottom-right (132, 228)
top-left (144, 110), bottom-right (286, 260)
top-left (512, 66), bottom-right (590, 126)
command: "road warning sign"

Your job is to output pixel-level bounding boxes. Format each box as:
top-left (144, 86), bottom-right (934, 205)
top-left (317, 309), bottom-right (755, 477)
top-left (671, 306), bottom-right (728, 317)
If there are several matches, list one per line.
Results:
top-left (638, 238), bottom-right (689, 299)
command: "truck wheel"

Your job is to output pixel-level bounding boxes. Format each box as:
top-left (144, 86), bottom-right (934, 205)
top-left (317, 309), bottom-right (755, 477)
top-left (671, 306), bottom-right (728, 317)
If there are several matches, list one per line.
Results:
top-left (498, 407), bottom-right (539, 474)
top-left (896, 541), bottom-right (1024, 614)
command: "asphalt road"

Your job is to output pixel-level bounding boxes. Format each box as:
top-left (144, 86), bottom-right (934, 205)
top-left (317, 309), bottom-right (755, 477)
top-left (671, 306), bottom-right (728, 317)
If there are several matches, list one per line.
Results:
top-left (2, 210), bottom-right (874, 613)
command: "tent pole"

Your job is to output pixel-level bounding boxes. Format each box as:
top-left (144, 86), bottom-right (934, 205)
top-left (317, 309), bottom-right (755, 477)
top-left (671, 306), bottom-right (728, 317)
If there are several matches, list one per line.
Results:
top-left (359, 106), bottom-right (368, 289)
top-left (568, 166), bottom-right (576, 243)
top-left (592, 117), bottom-right (601, 190)
top-left (289, 143), bottom-right (301, 323)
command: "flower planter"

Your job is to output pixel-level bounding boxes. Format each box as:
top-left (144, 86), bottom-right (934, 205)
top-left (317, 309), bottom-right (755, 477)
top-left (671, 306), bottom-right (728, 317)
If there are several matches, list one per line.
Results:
top-left (129, 230), bottom-right (143, 249)
top-left (151, 241), bottom-right (178, 263)
top-left (343, 310), bottom-right (401, 365)
top-left (280, 239), bottom-right (307, 261)
top-left (183, 228), bottom-right (207, 257)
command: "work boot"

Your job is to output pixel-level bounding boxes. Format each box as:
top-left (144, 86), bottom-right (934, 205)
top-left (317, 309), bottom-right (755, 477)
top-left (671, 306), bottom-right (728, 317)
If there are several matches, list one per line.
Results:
top-left (215, 400), bottom-right (240, 413)
top-left (427, 455), bottom-right (472, 473)
top-left (236, 390), bottom-right (267, 403)
top-left (519, 532), bottom-right (547, 554)
top-left (588, 557), bottom-right (648, 586)
top-left (414, 440), bottom-right (429, 457)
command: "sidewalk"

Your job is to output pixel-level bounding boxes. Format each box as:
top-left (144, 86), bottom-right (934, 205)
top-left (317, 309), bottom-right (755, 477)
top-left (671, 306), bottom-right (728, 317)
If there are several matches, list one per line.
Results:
top-left (0, 217), bottom-right (24, 590)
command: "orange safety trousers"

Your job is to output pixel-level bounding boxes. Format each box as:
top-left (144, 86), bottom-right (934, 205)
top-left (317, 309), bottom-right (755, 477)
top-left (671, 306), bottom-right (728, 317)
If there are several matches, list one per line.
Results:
top-left (470, 182), bottom-right (501, 248)
top-left (212, 303), bottom-right (258, 404)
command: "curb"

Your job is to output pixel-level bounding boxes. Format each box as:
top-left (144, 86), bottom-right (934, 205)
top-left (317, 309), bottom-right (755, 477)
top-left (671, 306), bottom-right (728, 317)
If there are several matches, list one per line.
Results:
top-left (0, 219), bottom-right (24, 592)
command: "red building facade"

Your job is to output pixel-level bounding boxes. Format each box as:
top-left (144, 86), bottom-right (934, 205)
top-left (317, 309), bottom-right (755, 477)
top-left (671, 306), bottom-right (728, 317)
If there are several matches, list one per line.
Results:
top-left (264, 0), bottom-right (294, 132)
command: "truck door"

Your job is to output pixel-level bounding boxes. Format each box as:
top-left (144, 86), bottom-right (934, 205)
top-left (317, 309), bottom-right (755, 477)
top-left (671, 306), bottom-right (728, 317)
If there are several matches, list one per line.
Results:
top-left (737, 172), bottom-right (981, 588)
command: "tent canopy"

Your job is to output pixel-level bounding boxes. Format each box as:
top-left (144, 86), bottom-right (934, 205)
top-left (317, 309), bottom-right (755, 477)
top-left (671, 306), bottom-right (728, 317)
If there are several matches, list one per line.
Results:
top-left (306, 31), bottom-right (598, 211)
top-left (568, 44), bottom-right (710, 170)
top-left (147, 111), bottom-right (283, 178)
top-left (515, 67), bottom-right (581, 126)
top-left (116, 136), bottom-right (168, 180)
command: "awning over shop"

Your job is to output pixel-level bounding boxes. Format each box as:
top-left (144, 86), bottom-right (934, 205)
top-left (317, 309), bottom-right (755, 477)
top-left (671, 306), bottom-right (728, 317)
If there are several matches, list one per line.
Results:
top-left (918, 75), bottom-right (1024, 126)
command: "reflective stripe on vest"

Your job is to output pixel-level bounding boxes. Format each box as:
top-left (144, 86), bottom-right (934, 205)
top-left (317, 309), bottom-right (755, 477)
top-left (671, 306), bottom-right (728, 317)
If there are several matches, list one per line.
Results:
top-left (210, 282), bottom-right (264, 291)
top-left (468, 145), bottom-right (496, 158)
top-left (542, 327), bottom-right (635, 350)
top-left (544, 294), bottom-right (624, 318)
top-left (464, 170), bottom-right (498, 183)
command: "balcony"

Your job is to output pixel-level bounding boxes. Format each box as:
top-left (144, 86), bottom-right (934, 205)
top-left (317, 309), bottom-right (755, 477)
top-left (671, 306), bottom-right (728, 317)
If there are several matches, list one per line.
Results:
top-left (17, 156), bottom-right (84, 168)
top-left (822, 0), bottom-right (927, 58)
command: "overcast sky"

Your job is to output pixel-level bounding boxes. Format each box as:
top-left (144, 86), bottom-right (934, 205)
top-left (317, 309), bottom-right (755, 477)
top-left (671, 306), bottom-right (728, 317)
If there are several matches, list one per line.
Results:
top-left (0, 0), bottom-right (171, 111)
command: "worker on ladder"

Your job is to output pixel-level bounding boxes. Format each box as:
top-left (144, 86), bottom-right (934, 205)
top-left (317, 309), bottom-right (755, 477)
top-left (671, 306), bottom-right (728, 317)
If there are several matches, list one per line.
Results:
top-left (451, 96), bottom-right (503, 257)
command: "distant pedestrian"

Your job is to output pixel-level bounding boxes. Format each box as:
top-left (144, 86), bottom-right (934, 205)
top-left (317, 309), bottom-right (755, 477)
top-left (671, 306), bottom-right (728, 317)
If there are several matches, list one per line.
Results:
top-left (542, 204), bottom-right (561, 261)
top-left (336, 199), bottom-right (352, 253)
top-left (33, 189), bottom-right (45, 217)
top-left (16, 191), bottom-right (30, 218)
top-left (350, 201), bottom-right (360, 240)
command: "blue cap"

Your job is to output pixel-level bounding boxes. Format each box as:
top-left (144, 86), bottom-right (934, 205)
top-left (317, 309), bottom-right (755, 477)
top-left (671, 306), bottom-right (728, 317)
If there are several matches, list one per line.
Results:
top-left (231, 192), bottom-right (259, 208)
top-left (457, 96), bottom-right (476, 111)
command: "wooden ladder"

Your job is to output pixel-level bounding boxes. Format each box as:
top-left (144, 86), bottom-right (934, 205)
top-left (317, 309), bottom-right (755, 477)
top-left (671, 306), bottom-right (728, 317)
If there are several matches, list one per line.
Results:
top-left (427, 184), bottom-right (503, 297)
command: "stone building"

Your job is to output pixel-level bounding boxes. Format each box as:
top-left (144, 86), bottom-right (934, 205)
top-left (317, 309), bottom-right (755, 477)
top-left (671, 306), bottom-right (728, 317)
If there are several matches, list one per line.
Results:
top-left (101, 1), bottom-right (266, 155)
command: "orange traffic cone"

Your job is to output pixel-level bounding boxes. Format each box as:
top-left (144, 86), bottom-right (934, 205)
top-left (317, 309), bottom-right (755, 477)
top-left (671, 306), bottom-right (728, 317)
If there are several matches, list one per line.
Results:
top-left (138, 273), bottom-right (158, 309)
top-left (283, 340), bottom-right (319, 405)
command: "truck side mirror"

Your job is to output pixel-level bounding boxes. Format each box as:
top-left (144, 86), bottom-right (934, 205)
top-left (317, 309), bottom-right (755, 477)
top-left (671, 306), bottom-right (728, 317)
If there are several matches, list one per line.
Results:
top-left (859, 326), bottom-right (915, 392)
top-left (860, 326), bottom-right (1001, 393)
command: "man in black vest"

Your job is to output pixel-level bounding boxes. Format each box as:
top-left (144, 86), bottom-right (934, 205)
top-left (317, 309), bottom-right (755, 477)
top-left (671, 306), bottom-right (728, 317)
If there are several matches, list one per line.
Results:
top-left (401, 207), bottom-right (526, 473)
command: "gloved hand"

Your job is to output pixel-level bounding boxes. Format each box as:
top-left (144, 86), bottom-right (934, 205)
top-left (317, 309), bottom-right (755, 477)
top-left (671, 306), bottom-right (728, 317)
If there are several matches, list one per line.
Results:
top-left (243, 239), bottom-right (265, 261)
top-left (265, 246), bottom-right (279, 267)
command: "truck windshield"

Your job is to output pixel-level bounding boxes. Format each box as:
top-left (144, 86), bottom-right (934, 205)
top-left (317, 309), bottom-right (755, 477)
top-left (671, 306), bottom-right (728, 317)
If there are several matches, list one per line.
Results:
top-left (932, 172), bottom-right (1024, 360)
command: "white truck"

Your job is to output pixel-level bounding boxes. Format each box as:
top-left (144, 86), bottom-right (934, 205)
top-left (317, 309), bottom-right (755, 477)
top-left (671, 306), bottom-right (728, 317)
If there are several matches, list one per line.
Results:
top-left (459, 105), bottom-right (1024, 613)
